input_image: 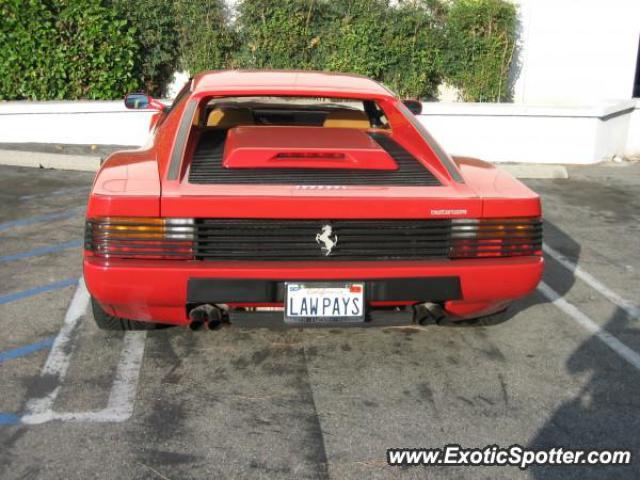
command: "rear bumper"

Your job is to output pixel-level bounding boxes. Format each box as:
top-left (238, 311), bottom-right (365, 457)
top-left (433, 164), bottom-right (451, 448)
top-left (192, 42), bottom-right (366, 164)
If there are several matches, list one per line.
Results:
top-left (84, 256), bottom-right (543, 326)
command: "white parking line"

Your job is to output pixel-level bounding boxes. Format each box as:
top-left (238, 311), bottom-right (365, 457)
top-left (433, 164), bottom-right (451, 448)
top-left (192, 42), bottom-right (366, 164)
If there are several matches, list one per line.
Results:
top-left (105, 331), bottom-right (147, 420)
top-left (22, 279), bottom-right (90, 422)
top-left (544, 244), bottom-right (640, 319)
top-left (539, 282), bottom-right (640, 371)
top-left (21, 278), bottom-right (147, 425)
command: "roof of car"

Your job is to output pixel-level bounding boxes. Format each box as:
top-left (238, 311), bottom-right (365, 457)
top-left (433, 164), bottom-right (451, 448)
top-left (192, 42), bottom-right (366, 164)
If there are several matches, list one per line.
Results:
top-left (191, 70), bottom-right (396, 99)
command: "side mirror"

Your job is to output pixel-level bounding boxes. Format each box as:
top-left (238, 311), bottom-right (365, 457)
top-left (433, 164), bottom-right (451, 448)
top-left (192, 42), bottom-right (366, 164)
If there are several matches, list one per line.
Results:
top-left (402, 99), bottom-right (423, 115)
top-left (124, 92), bottom-right (164, 111)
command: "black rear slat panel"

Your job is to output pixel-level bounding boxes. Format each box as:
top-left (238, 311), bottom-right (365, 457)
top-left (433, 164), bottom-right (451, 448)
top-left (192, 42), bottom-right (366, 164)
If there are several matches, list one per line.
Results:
top-left (187, 130), bottom-right (441, 186)
top-left (85, 218), bottom-right (542, 260)
top-left (190, 218), bottom-right (542, 261)
top-left (194, 219), bottom-right (450, 260)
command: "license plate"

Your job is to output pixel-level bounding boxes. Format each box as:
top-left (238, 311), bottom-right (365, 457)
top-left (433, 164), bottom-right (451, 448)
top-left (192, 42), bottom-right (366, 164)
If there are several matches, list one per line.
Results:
top-left (285, 282), bottom-right (365, 324)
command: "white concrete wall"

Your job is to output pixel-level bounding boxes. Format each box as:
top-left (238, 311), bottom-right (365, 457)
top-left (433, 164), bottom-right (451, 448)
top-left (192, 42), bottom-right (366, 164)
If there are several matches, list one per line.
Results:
top-left (417, 101), bottom-right (637, 164)
top-left (0, 100), bottom-right (637, 164)
top-left (0, 101), bottom-right (155, 146)
top-left (511, 0), bottom-right (640, 104)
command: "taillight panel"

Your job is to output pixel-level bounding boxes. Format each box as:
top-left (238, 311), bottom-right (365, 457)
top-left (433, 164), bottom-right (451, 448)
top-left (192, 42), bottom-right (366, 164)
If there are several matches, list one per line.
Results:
top-left (85, 217), bottom-right (194, 259)
top-left (449, 217), bottom-right (542, 258)
top-left (84, 216), bottom-right (542, 261)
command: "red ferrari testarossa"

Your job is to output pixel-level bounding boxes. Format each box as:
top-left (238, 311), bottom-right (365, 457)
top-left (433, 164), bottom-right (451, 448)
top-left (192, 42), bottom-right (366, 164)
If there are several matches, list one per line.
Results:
top-left (84, 70), bottom-right (542, 330)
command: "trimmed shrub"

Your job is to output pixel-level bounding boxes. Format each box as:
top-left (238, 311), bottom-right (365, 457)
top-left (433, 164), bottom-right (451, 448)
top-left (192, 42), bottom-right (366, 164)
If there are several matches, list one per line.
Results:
top-left (174, 0), bottom-right (236, 73)
top-left (56, 1), bottom-right (141, 99)
top-left (379, 0), bottom-right (447, 99)
top-left (232, 0), bottom-right (448, 99)
top-left (0, 0), bottom-right (518, 101)
top-left (0, 0), bottom-right (59, 100)
top-left (233, 0), bottom-right (324, 70)
top-left (110, 0), bottom-right (181, 97)
top-left (443, 0), bottom-right (517, 101)
top-left (0, 0), bottom-right (141, 100)
top-left (319, 0), bottom-right (391, 78)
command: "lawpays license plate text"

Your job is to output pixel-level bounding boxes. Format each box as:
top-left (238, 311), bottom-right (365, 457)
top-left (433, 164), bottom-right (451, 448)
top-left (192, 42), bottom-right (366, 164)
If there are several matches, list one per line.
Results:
top-left (287, 284), bottom-right (363, 318)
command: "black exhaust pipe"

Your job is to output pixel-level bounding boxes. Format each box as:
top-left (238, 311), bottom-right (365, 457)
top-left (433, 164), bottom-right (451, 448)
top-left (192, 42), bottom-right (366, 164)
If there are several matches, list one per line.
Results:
top-left (189, 304), bottom-right (224, 330)
top-left (206, 305), bottom-right (223, 330)
top-left (413, 302), bottom-right (446, 325)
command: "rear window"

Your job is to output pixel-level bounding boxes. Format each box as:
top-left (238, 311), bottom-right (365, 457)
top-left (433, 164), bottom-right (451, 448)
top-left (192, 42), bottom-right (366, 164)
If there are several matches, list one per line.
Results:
top-left (208, 96), bottom-right (365, 110)
top-left (194, 95), bottom-right (389, 129)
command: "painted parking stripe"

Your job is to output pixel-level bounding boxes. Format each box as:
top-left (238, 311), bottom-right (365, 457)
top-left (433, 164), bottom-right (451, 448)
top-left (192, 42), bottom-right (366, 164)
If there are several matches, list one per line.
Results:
top-left (0, 240), bottom-right (82, 264)
top-left (0, 413), bottom-right (21, 425)
top-left (0, 208), bottom-right (82, 233)
top-left (22, 279), bottom-right (90, 423)
top-left (544, 244), bottom-right (640, 319)
top-left (0, 278), bottom-right (78, 305)
top-left (539, 282), bottom-right (640, 371)
top-left (104, 331), bottom-right (147, 420)
top-left (2, 278), bottom-right (146, 425)
top-left (21, 277), bottom-right (148, 425)
top-left (0, 337), bottom-right (55, 364)
top-left (22, 331), bottom-right (148, 424)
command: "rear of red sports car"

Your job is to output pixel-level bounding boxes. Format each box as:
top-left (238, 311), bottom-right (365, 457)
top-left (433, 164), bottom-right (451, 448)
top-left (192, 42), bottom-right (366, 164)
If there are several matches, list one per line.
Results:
top-left (83, 71), bottom-right (543, 330)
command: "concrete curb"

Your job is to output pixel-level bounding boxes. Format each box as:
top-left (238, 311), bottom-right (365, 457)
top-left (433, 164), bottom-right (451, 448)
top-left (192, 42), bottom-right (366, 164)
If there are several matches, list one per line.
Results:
top-left (0, 150), bottom-right (100, 172)
top-left (0, 148), bottom-right (570, 179)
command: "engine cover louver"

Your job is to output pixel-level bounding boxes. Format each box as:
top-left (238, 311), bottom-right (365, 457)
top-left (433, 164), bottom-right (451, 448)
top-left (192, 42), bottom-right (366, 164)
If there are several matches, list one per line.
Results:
top-left (187, 130), bottom-right (441, 186)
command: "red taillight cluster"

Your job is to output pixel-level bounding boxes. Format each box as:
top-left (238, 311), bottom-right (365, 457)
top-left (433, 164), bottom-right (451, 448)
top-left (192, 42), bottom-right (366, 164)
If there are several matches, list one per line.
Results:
top-left (449, 217), bottom-right (542, 259)
top-left (84, 217), bottom-right (194, 260)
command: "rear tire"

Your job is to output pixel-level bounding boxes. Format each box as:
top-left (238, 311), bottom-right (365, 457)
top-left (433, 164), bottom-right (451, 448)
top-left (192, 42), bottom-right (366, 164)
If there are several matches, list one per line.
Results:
top-left (91, 298), bottom-right (160, 331)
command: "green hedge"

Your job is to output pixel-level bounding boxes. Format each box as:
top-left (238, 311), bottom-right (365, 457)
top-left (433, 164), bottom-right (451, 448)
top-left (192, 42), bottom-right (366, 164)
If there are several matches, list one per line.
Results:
top-left (377, 0), bottom-right (447, 99)
top-left (0, 0), bottom-right (141, 100)
top-left (174, 0), bottom-right (236, 74)
top-left (0, 0), bottom-right (517, 102)
top-left (109, 0), bottom-right (181, 97)
top-left (233, 0), bottom-right (322, 70)
top-left (444, 0), bottom-right (517, 101)
top-left (232, 0), bottom-right (446, 99)
top-left (0, 0), bottom-right (184, 100)
top-left (232, 0), bottom-right (515, 101)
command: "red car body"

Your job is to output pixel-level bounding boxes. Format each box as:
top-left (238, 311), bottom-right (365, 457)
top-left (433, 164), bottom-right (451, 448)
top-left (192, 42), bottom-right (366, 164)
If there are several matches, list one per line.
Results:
top-left (84, 71), bottom-right (543, 329)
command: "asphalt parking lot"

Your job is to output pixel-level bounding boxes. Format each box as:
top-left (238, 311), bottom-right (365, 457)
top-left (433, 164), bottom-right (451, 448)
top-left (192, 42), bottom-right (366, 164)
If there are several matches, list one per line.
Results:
top-left (0, 162), bottom-right (639, 479)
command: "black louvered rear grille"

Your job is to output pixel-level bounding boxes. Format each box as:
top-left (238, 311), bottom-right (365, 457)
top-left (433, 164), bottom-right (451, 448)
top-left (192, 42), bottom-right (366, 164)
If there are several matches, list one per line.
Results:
top-left (195, 219), bottom-right (452, 260)
top-left (187, 130), bottom-right (441, 186)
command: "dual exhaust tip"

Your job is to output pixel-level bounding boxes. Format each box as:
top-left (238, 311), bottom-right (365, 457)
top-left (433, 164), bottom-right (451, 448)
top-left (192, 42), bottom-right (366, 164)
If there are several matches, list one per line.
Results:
top-left (413, 302), bottom-right (447, 325)
top-left (188, 304), bottom-right (225, 330)
top-left (188, 302), bottom-right (449, 329)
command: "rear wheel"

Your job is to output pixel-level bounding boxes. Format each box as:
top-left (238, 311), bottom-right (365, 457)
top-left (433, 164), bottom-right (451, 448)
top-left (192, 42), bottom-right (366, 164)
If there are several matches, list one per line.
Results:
top-left (91, 298), bottom-right (160, 331)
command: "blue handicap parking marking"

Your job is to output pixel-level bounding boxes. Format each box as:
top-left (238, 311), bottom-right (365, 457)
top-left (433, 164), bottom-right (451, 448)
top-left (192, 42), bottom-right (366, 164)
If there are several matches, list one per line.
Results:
top-left (0, 338), bottom-right (58, 426)
top-left (0, 413), bottom-right (21, 425)
top-left (0, 277), bottom-right (78, 305)
top-left (0, 336), bottom-right (55, 364)
top-left (0, 240), bottom-right (83, 264)
top-left (0, 207), bottom-right (82, 233)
